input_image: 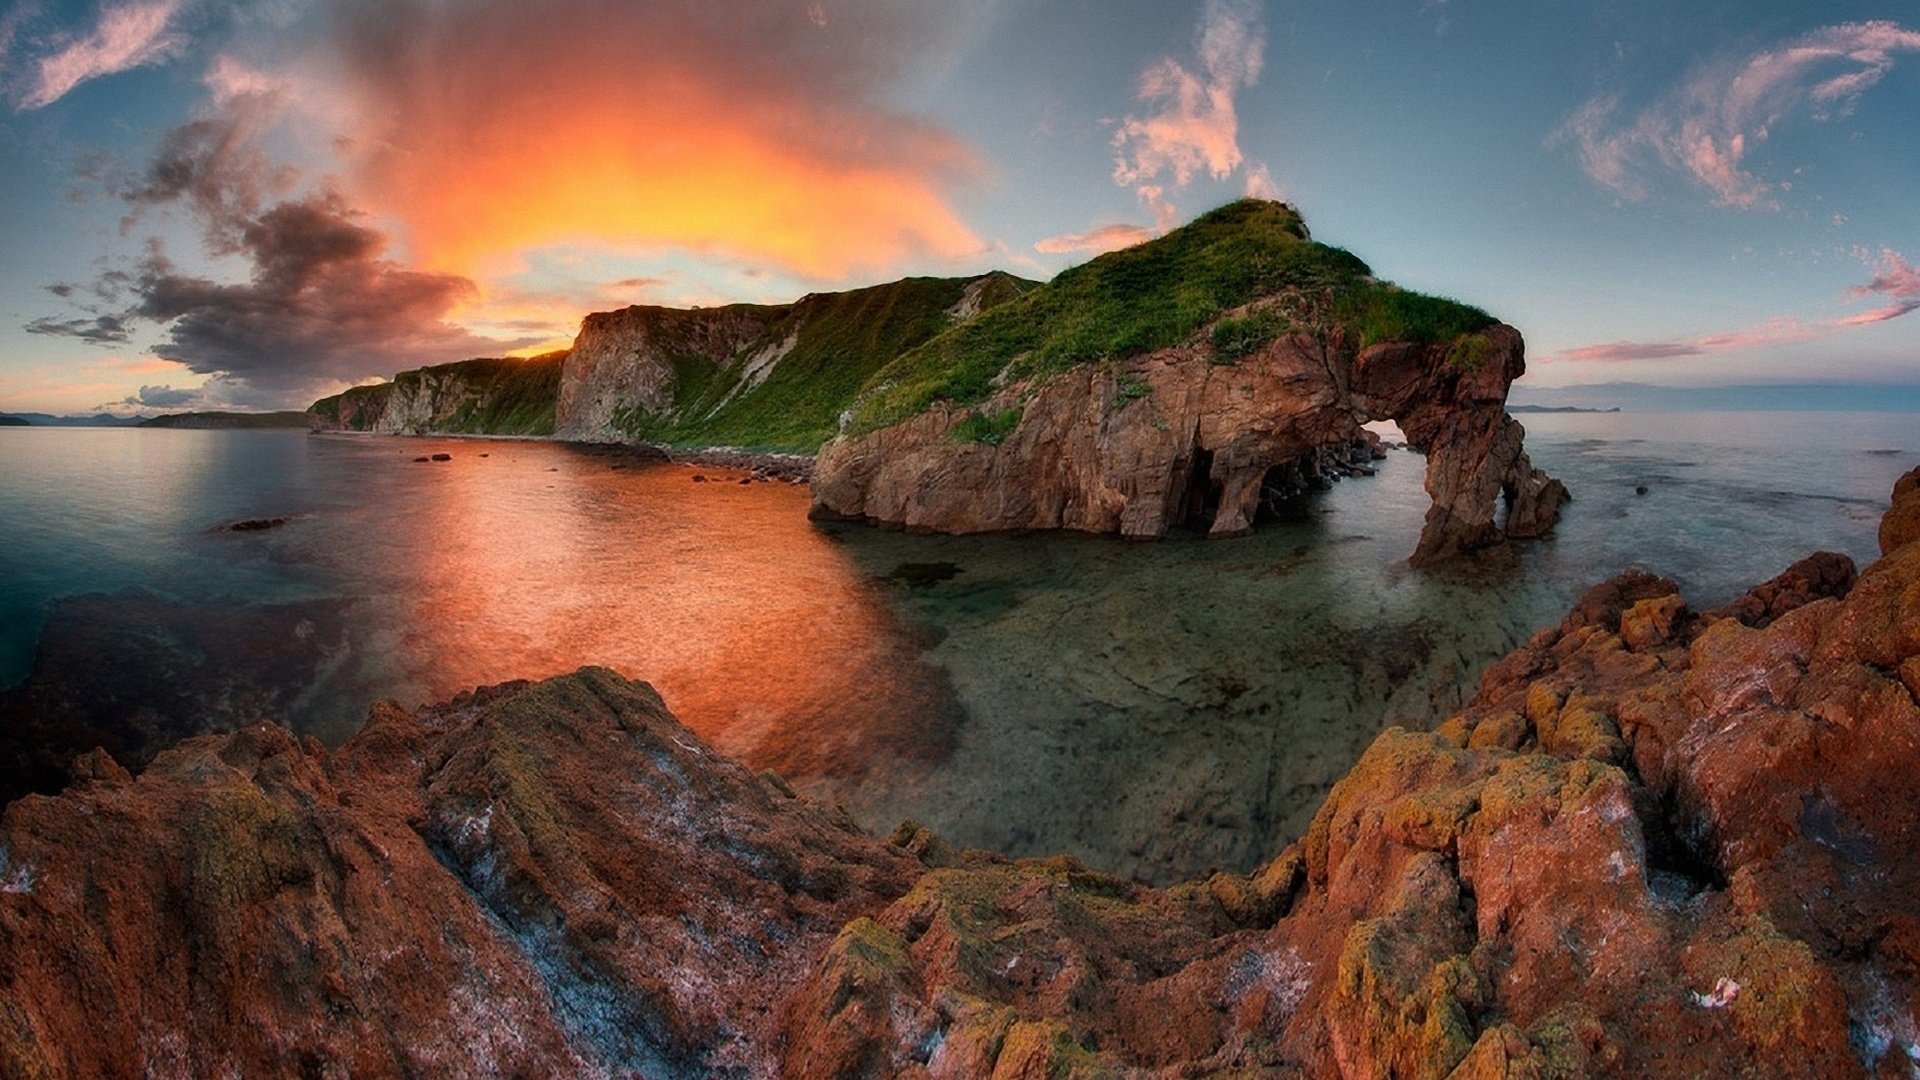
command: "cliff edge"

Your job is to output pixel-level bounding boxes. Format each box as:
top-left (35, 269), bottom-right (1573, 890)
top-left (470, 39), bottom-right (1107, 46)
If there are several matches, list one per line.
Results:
top-left (3, 469), bottom-right (1916, 1077)
top-left (810, 201), bottom-right (1567, 565)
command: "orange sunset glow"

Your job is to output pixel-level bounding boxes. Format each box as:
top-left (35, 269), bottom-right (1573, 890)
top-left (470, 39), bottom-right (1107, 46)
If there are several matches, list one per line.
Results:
top-left (357, 107), bottom-right (982, 284)
top-left (326, 0), bottom-right (986, 298)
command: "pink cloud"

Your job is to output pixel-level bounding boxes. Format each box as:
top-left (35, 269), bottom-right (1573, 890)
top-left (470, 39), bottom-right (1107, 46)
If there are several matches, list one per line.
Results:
top-left (1836, 301), bottom-right (1920, 326)
top-left (13, 0), bottom-right (184, 110)
top-left (1850, 248), bottom-right (1920, 301)
top-left (1111, 0), bottom-right (1272, 227)
top-left (1034, 223), bottom-right (1157, 255)
top-left (1551, 252), bottom-right (1920, 364)
top-left (1557, 341), bottom-right (1705, 364)
top-left (1553, 21), bottom-right (1920, 209)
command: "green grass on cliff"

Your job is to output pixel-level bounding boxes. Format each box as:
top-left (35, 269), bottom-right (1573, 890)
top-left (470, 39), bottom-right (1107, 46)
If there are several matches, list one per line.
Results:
top-left (616, 273), bottom-right (1038, 453)
top-left (402, 354), bottom-right (566, 436)
top-left (313, 355), bottom-right (565, 436)
top-left (848, 200), bottom-right (1496, 433)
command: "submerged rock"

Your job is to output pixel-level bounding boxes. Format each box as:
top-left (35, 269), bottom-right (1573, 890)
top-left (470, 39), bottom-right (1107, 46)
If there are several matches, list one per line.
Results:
top-left (3, 472), bottom-right (1917, 1076)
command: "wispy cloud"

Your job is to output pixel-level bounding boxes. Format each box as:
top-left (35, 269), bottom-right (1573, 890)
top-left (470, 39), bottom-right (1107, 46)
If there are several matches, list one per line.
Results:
top-left (24, 313), bottom-right (133, 345)
top-left (1033, 222), bottom-right (1157, 255)
top-left (12, 0), bottom-right (185, 110)
top-left (1112, 0), bottom-right (1270, 229)
top-left (1550, 247), bottom-right (1920, 364)
top-left (1844, 248), bottom-right (1920, 323)
top-left (1554, 21), bottom-right (1920, 209)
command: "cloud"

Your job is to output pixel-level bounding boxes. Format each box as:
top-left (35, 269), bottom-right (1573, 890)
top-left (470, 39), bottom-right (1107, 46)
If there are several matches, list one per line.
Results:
top-left (318, 0), bottom-right (988, 282)
top-left (1851, 248), bottom-right (1920, 300)
top-left (1554, 21), bottom-right (1920, 209)
top-left (1556, 341), bottom-right (1706, 364)
top-left (24, 313), bottom-right (134, 345)
top-left (119, 87), bottom-right (298, 248)
top-left (129, 192), bottom-right (506, 394)
top-left (12, 0), bottom-right (185, 110)
top-left (1550, 249), bottom-right (1920, 364)
top-left (1840, 248), bottom-right (1920, 325)
top-left (1034, 223), bottom-right (1157, 255)
top-left (1111, 0), bottom-right (1270, 228)
top-left (124, 384), bottom-right (196, 407)
top-left (35, 88), bottom-right (517, 405)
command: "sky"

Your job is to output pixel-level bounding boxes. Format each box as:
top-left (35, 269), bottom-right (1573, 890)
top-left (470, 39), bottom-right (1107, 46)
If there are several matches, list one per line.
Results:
top-left (0, 0), bottom-right (1914, 414)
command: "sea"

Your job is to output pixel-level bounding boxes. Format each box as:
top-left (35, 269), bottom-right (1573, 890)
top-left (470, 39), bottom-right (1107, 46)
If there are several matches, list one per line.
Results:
top-left (0, 412), bottom-right (1912, 884)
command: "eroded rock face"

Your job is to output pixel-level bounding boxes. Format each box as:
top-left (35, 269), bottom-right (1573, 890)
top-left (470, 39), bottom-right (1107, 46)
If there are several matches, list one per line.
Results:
top-left (555, 306), bottom-right (777, 442)
top-left (5, 475), bottom-right (1917, 1077)
top-left (811, 324), bottom-right (1566, 565)
top-left (0, 669), bottom-right (918, 1078)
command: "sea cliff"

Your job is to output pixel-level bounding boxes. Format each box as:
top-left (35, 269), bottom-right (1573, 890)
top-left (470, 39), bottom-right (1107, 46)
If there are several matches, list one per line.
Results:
top-left (3, 469), bottom-right (1915, 1078)
top-left (308, 354), bottom-right (566, 437)
top-left (811, 201), bottom-right (1565, 563)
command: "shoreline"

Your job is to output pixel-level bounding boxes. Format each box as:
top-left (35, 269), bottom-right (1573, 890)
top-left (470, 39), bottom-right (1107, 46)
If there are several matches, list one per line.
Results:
top-left (310, 428), bottom-right (816, 480)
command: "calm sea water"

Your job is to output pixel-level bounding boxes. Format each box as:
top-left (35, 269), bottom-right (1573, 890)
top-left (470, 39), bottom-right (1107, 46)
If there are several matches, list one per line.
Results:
top-left (0, 415), bottom-right (1911, 883)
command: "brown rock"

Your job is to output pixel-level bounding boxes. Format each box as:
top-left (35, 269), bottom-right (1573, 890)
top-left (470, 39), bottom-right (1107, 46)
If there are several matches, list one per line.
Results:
top-left (8, 475), bottom-right (1920, 1077)
top-left (812, 324), bottom-right (1565, 566)
top-left (1709, 550), bottom-right (1858, 628)
top-left (1882, 465), bottom-right (1920, 555)
top-left (0, 668), bottom-right (917, 1077)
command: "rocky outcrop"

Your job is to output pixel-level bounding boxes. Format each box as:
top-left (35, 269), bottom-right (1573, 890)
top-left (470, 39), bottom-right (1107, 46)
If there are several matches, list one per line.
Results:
top-left (0, 669), bottom-right (919, 1077)
top-left (810, 201), bottom-right (1565, 565)
top-left (552, 273), bottom-right (1036, 449)
top-left (305, 274), bottom-right (1034, 452)
top-left (813, 323), bottom-right (1566, 565)
top-left (4, 470), bottom-right (1916, 1076)
top-left (307, 355), bottom-right (566, 437)
top-left (555, 304), bottom-right (778, 442)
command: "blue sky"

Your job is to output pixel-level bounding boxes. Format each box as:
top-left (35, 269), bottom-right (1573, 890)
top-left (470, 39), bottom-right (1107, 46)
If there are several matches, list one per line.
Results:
top-left (0, 0), bottom-right (1915, 412)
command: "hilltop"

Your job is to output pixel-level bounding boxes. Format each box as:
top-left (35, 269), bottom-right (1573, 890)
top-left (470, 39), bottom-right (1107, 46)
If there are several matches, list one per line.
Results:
top-left (138, 411), bottom-right (309, 430)
top-left (812, 199), bottom-right (1564, 564)
top-left (308, 274), bottom-right (1035, 453)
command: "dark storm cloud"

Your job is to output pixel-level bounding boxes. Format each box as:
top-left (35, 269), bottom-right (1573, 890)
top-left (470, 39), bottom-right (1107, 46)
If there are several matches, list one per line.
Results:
top-left (33, 87), bottom-right (516, 404)
top-left (129, 191), bottom-right (503, 393)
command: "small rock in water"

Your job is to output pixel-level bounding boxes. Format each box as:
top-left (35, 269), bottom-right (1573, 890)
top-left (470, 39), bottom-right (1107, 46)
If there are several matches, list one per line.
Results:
top-left (882, 562), bottom-right (963, 589)
top-left (431, 453), bottom-right (452, 462)
top-left (738, 477), bottom-right (753, 485)
top-left (692, 474), bottom-right (708, 483)
top-left (412, 456), bottom-right (431, 463)
top-left (222, 517), bottom-right (289, 533)
top-left (480, 453), bottom-right (490, 458)
top-left (1635, 485), bottom-right (1649, 496)
top-left (611, 464), bottom-right (625, 470)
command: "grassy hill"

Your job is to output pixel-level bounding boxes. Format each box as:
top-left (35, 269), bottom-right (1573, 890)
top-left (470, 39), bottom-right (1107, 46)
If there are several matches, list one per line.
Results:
top-left (138, 411), bottom-right (310, 429)
top-left (612, 272), bottom-right (1035, 452)
top-left (848, 200), bottom-right (1495, 434)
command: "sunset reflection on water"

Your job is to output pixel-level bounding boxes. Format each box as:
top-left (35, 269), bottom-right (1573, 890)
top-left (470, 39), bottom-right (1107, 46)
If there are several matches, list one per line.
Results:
top-left (300, 437), bottom-right (959, 785)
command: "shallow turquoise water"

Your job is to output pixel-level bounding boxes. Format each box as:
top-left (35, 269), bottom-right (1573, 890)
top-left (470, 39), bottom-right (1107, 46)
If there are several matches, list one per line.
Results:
top-left (0, 416), bottom-right (1912, 882)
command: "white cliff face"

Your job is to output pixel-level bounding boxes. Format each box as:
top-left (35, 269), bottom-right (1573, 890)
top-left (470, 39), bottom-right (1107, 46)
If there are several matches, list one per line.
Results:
top-left (554, 306), bottom-right (775, 442)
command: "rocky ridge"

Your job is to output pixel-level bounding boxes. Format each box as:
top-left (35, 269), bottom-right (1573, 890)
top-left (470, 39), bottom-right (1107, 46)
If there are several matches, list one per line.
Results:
top-left (309, 273), bottom-right (1035, 453)
top-left (810, 202), bottom-right (1566, 565)
top-left (308, 354), bottom-right (567, 437)
top-left (3, 470), bottom-right (1916, 1077)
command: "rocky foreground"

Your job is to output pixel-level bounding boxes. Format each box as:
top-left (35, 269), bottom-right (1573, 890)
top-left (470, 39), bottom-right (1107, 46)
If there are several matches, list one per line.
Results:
top-left (2, 473), bottom-right (1917, 1077)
